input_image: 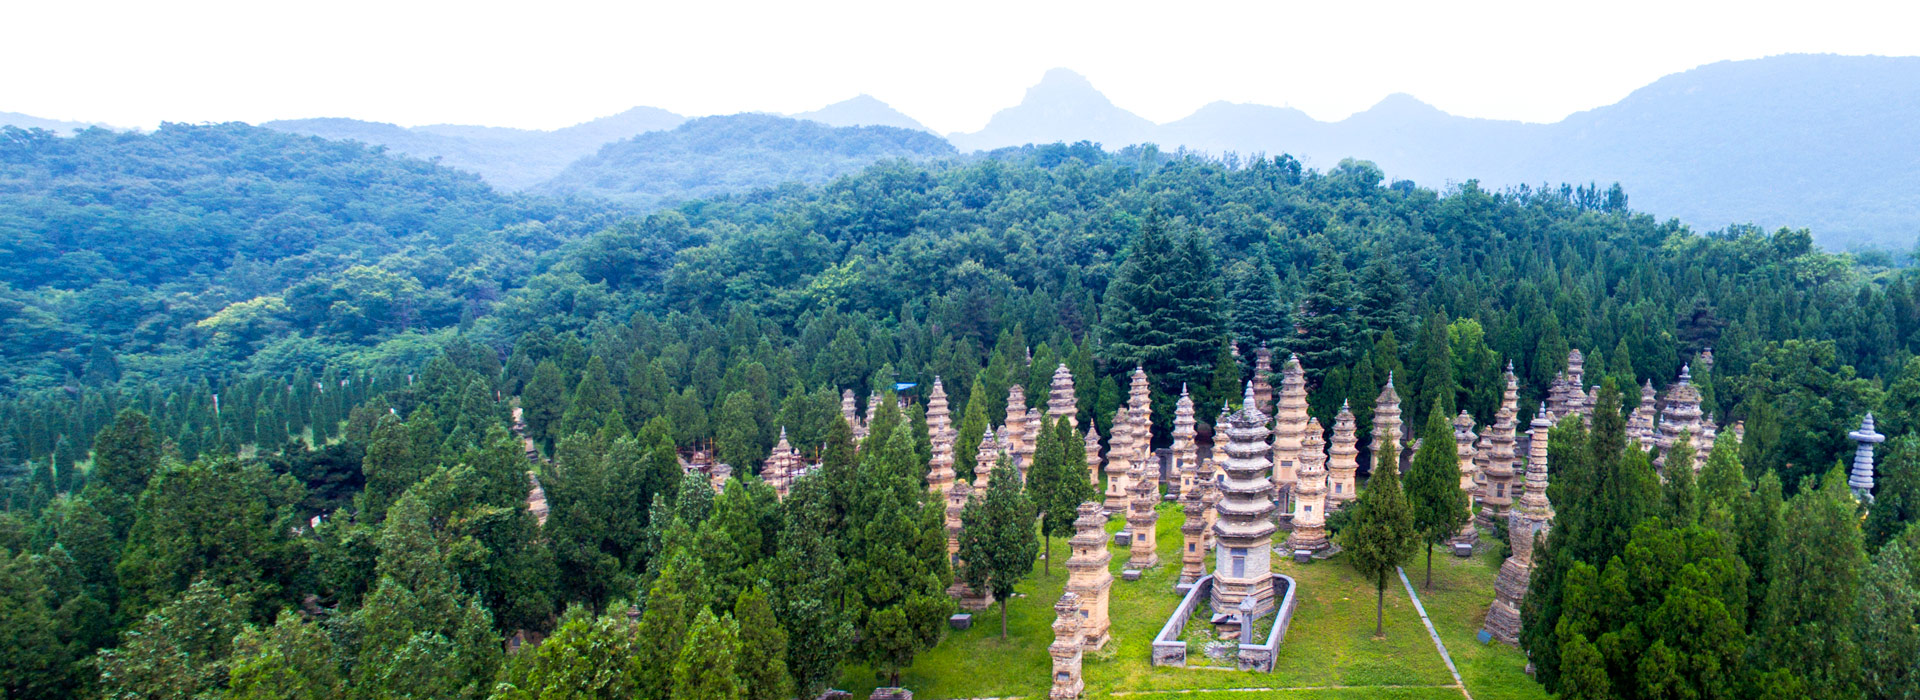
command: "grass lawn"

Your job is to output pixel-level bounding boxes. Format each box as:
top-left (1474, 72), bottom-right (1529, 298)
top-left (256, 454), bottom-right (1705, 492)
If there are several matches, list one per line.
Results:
top-left (838, 504), bottom-right (1548, 699)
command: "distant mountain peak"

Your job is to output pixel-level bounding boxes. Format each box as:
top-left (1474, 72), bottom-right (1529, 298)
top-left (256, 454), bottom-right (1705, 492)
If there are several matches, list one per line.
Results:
top-left (792, 95), bottom-right (931, 133)
top-left (950, 68), bottom-right (1155, 151)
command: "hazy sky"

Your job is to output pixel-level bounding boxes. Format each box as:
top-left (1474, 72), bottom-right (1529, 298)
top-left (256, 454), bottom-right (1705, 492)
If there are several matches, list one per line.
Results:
top-left (6, 0), bottom-right (1917, 133)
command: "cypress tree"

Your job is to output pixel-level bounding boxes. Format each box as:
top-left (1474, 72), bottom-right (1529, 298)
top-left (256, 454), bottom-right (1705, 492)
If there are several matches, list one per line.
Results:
top-left (521, 360), bottom-right (567, 451)
top-left (673, 609), bottom-right (743, 700)
top-left (1098, 215), bottom-right (1222, 394)
top-left (732, 587), bottom-right (795, 700)
top-left (958, 456), bottom-right (1039, 637)
top-left (1406, 401), bottom-right (1468, 588)
top-left (1855, 539), bottom-right (1920, 700)
top-left (1866, 435), bottom-right (1920, 551)
top-left (1758, 467), bottom-right (1867, 700)
top-left (1292, 249), bottom-right (1357, 378)
top-left (1341, 442), bottom-right (1417, 636)
top-left (954, 377), bottom-right (990, 481)
top-left (1661, 431), bottom-right (1700, 527)
top-left (1225, 258), bottom-right (1288, 353)
top-left (1410, 311), bottom-right (1456, 428)
top-left (715, 390), bottom-right (764, 470)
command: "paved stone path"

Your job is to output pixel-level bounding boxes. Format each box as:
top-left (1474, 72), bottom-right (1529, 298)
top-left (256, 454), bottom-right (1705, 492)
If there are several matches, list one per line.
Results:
top-left (1397, 566), bottom-right (1471, 700)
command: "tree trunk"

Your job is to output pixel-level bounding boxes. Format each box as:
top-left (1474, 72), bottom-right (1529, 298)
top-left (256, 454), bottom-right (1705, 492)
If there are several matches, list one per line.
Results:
top-left (1375, 574), bottom-right (1386, 637)
top-left (1425, 543), bottom-right (1434, 590)
top-left (1000, 598), bottom-right (1010, 638)
top-left (1043, 520), bottom-right (1052, 576)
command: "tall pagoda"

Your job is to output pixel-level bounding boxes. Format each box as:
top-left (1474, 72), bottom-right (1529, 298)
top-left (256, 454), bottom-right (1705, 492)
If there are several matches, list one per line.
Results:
top-left (1211, 385), bottom-right (1278, 617)
top-left (1064, 502), bottom-right (1113, 649)
top-left (1285, 416), bottom-right (1331, 555)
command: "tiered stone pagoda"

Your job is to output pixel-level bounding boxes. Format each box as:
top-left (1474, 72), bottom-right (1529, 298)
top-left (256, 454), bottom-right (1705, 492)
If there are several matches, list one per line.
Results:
top-left (1049, 591), bottom-right (1085, 700)
top-left (1370, 376), bottom-right (1404, 475)
top-left (1064, 502), bottom-right (1113, 650)
top-left (1202, 402), bottom-right (1230, 552)
top-left (926, 379), bottom-right (957, 494)
top-left (1103, 404), bottom-right (1131, 511)
top-left (842, 389), bottom-right (865, 443)
top-left (1125, 368), bottom-right (1155, 490)
top-left (974, 430), bottom-right (1001, 493)
top-left (1004, 385), bottom-right (1030, 471)
top-left (764, 428), bottom-right (805, 500)
top-left (1252, 345), bottom-right (1275, 415)
top-left (1019, 407), bottom-right (1043, 477)
top-left (1850, 413), bottom-right (1885, 503)
top-left (1479, 366), bottom-right (1521, 524)
top-left (1326, 402), bottom-right (1361, 511)
top-left (526, 472), bottom-right (549, 526)
top-left (945, 479), bottom-right (992, 610)
top-left (1083, 425), bottom-right (1102, 486)
top-left (1655, 365), bottom-right (1705, 469)
top-left (1048, 363), bottom-right (1079, 431)
top-left (1212, 385), bottom-right (1278, 617)
top-left (1450, 411), bottom-right (1479, 545)
top-left (1126, 403), bottom-right (1160, 571)
top-left (1485, 409), bottom-right (1555, 645)
top-left (1271, 355), bottom-right (1310, 513)
top-left (1628, 379), bottom-right (1659, 451)
top-left (1285, 416), bottom-right (1331, 555)
top-left (1172, 385), bottom-right (1199, 500)
top-left (1179, 463), bottom-right (1209, 586)
top-left (1546, 349), bottom-right (1590, 421)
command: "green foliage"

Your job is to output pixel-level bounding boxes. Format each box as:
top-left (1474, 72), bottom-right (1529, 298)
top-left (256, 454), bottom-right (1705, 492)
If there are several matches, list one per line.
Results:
top-left (733, 587), bottom-right (796, 700)
top-left (1867, 435), bottom-right (1920, 551)
top-left (226, 611), bottom-right (346, 700)
top-left (1341, 441), bottom-right (1417, 636)
top-left (1027, 416), bottom-right (1096, 574)
top-left (959, 456), bottom-right (1039, 637)
top-left (491, 605), bottom-right (645, 700)
top-left (95, 580), bottom-right (249, 700)
top-left (673, 608), bottom-right (744, 700)
top-left (1855, 539), bottom-right (1920, 700)
top-left (349, 491), bottom-right (501, 700)
top-left (1756, 467), bottom-right (1867, 699)
top-left (1405, 402), bottom-right (1468, 588)
top-left (116, 456), bottom-right (307, 621)
top-left (1098, 216), bottom-right (1222, 398)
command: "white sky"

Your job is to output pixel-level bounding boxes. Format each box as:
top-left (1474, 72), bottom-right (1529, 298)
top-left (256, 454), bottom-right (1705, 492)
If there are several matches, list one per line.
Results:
top-left (5, 0), bottom-right (1918, 134)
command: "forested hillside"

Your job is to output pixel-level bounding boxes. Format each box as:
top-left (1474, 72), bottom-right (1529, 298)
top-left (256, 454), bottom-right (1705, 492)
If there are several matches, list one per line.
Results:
top-left (5, 132), bottom-right (1920, 699)
top-left (0, 123), bottom-right (614, 393)
top-left (533, 114), bottom-right (958, 208)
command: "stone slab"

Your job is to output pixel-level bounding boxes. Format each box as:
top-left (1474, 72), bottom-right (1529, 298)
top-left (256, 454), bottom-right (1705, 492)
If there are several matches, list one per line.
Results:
top-left (1452, 542), bottom-right (1474, 558)
top-left (948, 613), bottom-right (972, 630)
top-left (1121, 569), bottom-right (1143, 581)
top-left (1293, 549), bottom-right (1313, 564)
top-left (1112, 532), bottom-right (1132, 546)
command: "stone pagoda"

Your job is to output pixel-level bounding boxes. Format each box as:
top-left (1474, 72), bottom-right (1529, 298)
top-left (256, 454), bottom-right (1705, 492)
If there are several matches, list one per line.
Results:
top-left (1179, 473), bottom-right (1209, 586)
top-left (1048, 363), bottom-right (1079, 431)
top-left (1485, 409), bottom-right (1555, 645)
top-left (1326, 401), bottom-right (1361, 511)
top-left (1285, 416), bottom-right (1331, 555)
top-left (1125, 368), bottom-right (1155, 490)
top-left (1212, 385), bottom-right (1278, 617)
top-left (1126, 403), bottom-right (1160, 571)
top-left (1628, 379), bottom-right (1659, 452)
top-left (1103, 404), bottom-right (1131, 512)
top-left (1450, 411), bottom-right (1480, 545)
top-left (1546, 349), bottom-right (1590, 421)
top-left (1004, 385), bottom-right (1030, 471)
top-left (926, 379), bottom-right (957, 494)
top-left (1371, 376), bottom-right (1405, 476)
top-left (842, 389), bottom-right (865, 444)
top-left (945, 479), bottom-right (992, 610)
top-left (974, 430), bottom-right (1002, 493)
top-left (1019, 407), bottom-right (1043, 478)
top-left (1084, 425), bottom-right (1102, 486)
top-left (1049, 591), bottom-right (1085, 700)
top-left (1252, 345), bottom-right (1275, 415)
top-left (1172, 385), bottom-right (1199, 500)
top-left (1271, 355), bottom-right (1310, 513)
top-left (1850, 413), bottom-right (1885, 503)
top-left (1064, 502), bottom-right (1113, 650)
top-left (764, 428), bottom-right (805, 500)
top-left (1479, 365), bottom-right (1521, 524)
top-left (1656, 365), bottom-right (1705, 468)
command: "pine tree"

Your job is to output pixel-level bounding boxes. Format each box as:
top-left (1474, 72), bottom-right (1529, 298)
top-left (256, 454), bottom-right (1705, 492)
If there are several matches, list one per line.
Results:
top-left (1098, 215), bottom-right (1223, 394)
top-left (86, 408), bottom-right (160, 535)
top-left (959, 456), bottom-right (1040, 637)
top-left (1341, 441), bottom-right (1417, 635)
top-left (674, 609), bottom-right (744, 700)
top-left (768, 476), bottom-right (854, 696)
top-left (1225, 258), bottom-right (1288, 352)
top-left (350, 491), bottom-right (501, 700)
top-left (1405, 402), bottom-right (1468, 588)
top-left (561, 356), bottom-right (625, 438)
top-left (96, 580), bottom-right (250, 699)
top-left (715, 390), bottom-right (765, 470)
top-left (1661, 432), bottom-right (1700, 527)
top-left (1855, 539), bottom-right (1920, 700)
top-left (1866, 435), bottom-right (1920, 551)
top-left (226, 611), bottom-right (347, 700)
top-left (954, 377), bottom-right (990, 481)
top-left (1410, 312), bottom-right (1456, 428)
top-left (1556, 634), bottom-right (1612, 700)
top-left (1029, 417), bottom-right (1096, 575)
top-left (522, 360), bottom-right (567, 451)
top-left (1293, 249), bottom-right (1359, 378)
top-left (1357, 254), bottom-right (1412, 341)
top-left (636, 549), bottom-right (707, 700)
top-left (1758, 467), bottom-right (1867, 700)
top-left (732, 587), bottom-right (795, 700)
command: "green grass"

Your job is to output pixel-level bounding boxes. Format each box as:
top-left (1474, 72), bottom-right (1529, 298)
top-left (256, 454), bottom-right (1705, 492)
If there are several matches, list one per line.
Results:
top-left (839, 504), bottom-right (1547, 699)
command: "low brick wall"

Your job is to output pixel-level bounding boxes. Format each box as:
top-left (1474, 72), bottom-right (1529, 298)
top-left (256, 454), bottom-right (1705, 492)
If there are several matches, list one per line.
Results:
top-left (1148, 573), bottom-right (1299, 671)
top-left (1235, 573), bottom-right (1298, 672)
